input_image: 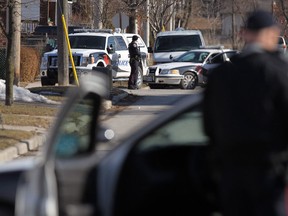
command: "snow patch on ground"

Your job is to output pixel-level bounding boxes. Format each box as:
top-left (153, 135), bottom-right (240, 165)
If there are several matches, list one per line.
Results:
top-left (0, 80), bottom-right (58, 104)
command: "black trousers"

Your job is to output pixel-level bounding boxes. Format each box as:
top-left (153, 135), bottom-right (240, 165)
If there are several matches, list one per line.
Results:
top-left (128, 59), bottom-right (139, 88)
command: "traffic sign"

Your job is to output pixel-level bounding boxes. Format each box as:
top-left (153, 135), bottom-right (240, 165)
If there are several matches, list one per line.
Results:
top-left (112, 13), bottom-right (129, 30)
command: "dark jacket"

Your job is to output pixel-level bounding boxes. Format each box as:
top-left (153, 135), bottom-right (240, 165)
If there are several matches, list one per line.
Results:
top-left (203, 44), bottom-right (288, 167)
top-left (128, 41), bottom-right (141, 60)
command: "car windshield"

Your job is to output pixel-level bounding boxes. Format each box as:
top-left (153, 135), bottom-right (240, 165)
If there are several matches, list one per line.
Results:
top-left (69, 36), bottom-right (106, 49)
top-left (175, 51), bottom-right (210, 63)
top-left (154, 35), bottom-right (202, 52)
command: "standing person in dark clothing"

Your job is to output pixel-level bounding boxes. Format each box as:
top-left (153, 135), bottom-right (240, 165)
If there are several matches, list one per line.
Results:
top-left (128, 35), bottom-right (141, 89)
top-left (203, 10), bottom-right (288, 216)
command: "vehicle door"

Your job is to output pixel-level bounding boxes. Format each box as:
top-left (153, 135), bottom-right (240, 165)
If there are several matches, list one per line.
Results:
top-left (96, 94), bottom-right (218, 216)
top-left (114, 35), bottom-right (131, 77)
top-left (14, 74), bottom-right (110, 216)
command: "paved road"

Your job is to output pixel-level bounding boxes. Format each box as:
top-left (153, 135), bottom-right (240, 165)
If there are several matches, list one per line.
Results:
top-left (100, 86), bottom-right (203, 146)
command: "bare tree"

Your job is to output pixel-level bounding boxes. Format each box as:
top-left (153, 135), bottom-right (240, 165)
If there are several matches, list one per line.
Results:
top-left (149, 0), bottom-right (178, 37)
top-left (175, 0), bottom-right (193, 29)
top-left (0, 0), bottom-right (21, 105)
top-left (220, 0), bottom-right (259, 49)
top-left (273, 0), bottom-right (288, 37)
top-left (119, 0), bottom-right (146, 33)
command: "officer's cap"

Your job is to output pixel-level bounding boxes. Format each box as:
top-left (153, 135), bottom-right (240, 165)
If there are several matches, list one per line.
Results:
top-left (245, 10), bottom-right (278, 31)
top-left (132, 35), bottom-right (138, 41)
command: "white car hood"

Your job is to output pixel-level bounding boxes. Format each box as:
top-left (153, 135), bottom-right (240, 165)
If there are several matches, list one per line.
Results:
top-left (150, 62), bottom-right (201, 70)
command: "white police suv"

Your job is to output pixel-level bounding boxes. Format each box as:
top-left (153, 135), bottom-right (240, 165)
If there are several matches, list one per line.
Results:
top-left (40, 29), bottom-right (149, 88)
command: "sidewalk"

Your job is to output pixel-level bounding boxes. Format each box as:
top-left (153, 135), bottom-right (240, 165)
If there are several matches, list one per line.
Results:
top-left (0, 86), bottom-right (130, 163)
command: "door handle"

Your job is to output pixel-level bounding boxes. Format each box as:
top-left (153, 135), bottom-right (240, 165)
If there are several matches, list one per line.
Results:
top-left (118, 54), bottom-right (121, 58)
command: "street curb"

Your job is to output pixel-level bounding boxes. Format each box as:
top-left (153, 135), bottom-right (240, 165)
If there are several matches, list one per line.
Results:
top-left (0, 134), bottom-right (47, 163)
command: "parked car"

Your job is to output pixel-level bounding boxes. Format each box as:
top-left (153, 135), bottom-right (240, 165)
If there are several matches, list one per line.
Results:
top-left (197, 50), bottom-right (239, 86)
top-left (0, 73), bottom-right (219, 215)
top-left (144, 47), bottom-right (233, 89)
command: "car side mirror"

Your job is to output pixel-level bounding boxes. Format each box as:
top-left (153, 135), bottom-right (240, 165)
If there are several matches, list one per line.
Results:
top-left (107, 44), bottom-right (115, 54)
top-left (43, 74), bottom-right (110, 159)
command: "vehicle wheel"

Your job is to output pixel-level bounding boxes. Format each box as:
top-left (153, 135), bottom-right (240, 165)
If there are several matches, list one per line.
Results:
top-left (136, 66), bottom-right (143, 89)
top-left (149, 84), bottom-right (163, 89)
top-left (41, 77), bottom-right (56, 86)
top-left (180, 72), bottom-right (197, 89)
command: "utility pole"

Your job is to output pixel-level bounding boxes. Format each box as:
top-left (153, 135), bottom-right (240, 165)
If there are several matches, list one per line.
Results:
top-left (5, 0), bottom-right (21, 105)
top-left (144, 0), bottom-right (150, 46)
top-left (57, 0), bottom-right (69, 86)
top-left (94, 0), bottom-right (103, 28)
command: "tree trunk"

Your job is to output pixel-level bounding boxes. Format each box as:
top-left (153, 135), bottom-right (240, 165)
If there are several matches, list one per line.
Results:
top-left (5, 0), bottom-right (21, 106)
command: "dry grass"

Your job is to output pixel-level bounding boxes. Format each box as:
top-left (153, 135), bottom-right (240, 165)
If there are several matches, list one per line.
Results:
top-left (0, 130), bottom-right (38, 150)
top-left (0, 86), bottom-right (67, 150)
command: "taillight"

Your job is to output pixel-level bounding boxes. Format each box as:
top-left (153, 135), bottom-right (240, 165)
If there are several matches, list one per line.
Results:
top-left (103, 55), bottom-right (110, 65)
top-left (195, 65), bottom-right (202, 74)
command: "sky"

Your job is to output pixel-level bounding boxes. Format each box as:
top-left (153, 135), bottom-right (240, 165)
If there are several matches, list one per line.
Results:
top-left (0, 79), bottom-right (58, 104)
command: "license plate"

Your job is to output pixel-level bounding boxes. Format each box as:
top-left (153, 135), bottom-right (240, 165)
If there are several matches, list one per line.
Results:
top-left (144, 76), bottom-right (154, 82)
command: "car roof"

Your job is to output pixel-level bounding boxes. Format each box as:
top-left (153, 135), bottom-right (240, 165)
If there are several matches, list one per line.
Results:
top-left (185, 49), bottom-right (232, 53)
top-left (157, 29), bottom-right (202, 37)
top-left (69, 32), bottom-right (112, 37)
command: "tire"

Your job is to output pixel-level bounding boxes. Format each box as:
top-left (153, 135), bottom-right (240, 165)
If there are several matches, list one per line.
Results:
top-left (180, 72), bottom-right (197, 89)
top-left (135, 66), bottom-right (143, 89)
top-left (41, 77), bottom-right (56, 86)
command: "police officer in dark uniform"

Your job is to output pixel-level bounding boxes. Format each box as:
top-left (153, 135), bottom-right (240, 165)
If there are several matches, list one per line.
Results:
top-left (128, 35), bottom-right (141, 89)
top-left (203, 10), bottom-right (288, 216)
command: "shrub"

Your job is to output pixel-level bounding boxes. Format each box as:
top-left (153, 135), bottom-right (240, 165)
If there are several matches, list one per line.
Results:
top-left (20, 46), bottom-right (41, 82)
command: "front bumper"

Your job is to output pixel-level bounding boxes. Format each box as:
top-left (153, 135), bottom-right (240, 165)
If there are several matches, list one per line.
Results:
top-left (144, 74), bottom-right (183, 85)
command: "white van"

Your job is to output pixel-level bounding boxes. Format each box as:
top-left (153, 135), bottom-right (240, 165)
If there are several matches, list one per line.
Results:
top-left (149, 28), bottom-right (205, 64)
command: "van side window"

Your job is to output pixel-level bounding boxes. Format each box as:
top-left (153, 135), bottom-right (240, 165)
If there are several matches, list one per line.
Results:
top-left (108, 36), bottom-right (117, 50)
top-left (115, 36), bottom-right (128, 51)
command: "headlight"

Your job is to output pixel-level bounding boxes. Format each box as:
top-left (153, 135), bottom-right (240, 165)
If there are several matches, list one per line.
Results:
top-left (40, 56), bottom-right (48, 68)
top-left (81, 57), bottom-right (90, 66)
top-left (160, 69), bottom-right (180, 75)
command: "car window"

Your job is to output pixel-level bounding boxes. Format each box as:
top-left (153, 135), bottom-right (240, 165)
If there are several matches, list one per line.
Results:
top-left (226, 51), bottom-right (237, 59)
top-left (108, 36), bottom-right (117, 50)
top-left (210, 53), bottom-right (224, 64)
top-left (279, 37), bottom-right (285, 45)
top-left (154, 35), bottom-right (202, 52)
top-left (115, 36), bottom-right (128, 50)
top-left (206, 53), bottom-right (219, 62)
top-left (69, 36), bottom-right (106, 49)
top-left (177, 51), bottom-right (210, 63)
top-left (137, 108), bottom-right (207, 151)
